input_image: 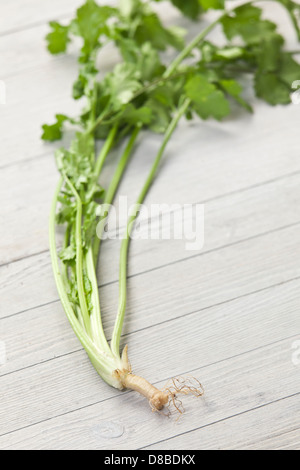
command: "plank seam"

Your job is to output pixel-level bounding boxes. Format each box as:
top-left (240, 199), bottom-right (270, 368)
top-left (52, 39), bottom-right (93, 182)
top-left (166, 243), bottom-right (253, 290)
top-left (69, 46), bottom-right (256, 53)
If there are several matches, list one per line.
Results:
top-left (0, 335), bottom-right (299, 441)
top-left (140, 392), bottom-right (300, 450)
top-left (1, 220), bottom-right (300, 320)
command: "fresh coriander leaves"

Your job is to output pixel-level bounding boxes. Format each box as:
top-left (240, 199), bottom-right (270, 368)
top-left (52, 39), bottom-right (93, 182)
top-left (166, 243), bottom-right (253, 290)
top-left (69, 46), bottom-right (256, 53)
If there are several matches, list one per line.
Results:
top-left (185, 75), bottom-right (230, 120)
top-left (45, 0), bottom-right (300, 409)
top-left (72, 1), bottom-right (117, 62)
top-left (169, 0), bottom-right (203, 19)
top-left (42, 114), bottom-right (69, 141)
top-left (43, 0), bottom-right (300, 143)
top-left (46, 22), bottom-right (70, 54)
top-left (221, 4), bottom-right (277, 44)
top-left (277, 0), bottom-right (300, 40)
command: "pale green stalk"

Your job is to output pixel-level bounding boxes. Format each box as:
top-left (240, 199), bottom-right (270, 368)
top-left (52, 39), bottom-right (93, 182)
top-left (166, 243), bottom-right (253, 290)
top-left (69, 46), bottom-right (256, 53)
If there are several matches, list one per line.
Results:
top-left (62, 173), bottom-right (92, 337)
top-left (110, 98), bottom-right (191, 358)
top-left (94, 124), bottom-right (119, 179)
top-left (85, 246), bottom-right (112, 353)
top-left (49, 178), bottom-right (121, 388)
top-left (93, 125), bottom-right (142, 264)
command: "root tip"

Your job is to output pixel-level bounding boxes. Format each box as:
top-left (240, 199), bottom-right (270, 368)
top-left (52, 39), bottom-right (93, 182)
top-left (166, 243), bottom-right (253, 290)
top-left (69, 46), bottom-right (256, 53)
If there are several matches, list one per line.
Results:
top-left (150, 391), bottom-right (169, 411)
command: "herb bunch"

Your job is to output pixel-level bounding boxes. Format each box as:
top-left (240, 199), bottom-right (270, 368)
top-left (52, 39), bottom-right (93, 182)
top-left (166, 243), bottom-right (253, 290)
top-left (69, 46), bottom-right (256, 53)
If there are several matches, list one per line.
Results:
top-left (43, 0), bottom-right (300, 412)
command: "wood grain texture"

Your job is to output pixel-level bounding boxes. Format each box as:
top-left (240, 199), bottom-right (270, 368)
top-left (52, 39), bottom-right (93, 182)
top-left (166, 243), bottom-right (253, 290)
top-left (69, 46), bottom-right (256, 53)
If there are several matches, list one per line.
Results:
top-left (1, 224), bottom-right (300, 376)
top-left (1, 170), bottom-right (300, 319)
top-left (1, 113), bottom-right (300, 265)
top-left (145, 394), bottom-right (300, 451)
top-left (0, 337), bottom-right (298, 449)
top-left (0, 0), bottom-right (82, 35)
top-left (0, 0), bottom-right (300, 450)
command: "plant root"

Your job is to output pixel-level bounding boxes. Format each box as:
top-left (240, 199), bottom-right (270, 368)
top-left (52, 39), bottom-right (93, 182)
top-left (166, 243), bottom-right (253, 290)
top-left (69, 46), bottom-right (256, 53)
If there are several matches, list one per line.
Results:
top-left (117, 370), bottom-right (170, 410)
top-left (117, 370), bottom-right (204, 415)
top-left (115, 347), bottom-right (204, 415)
top-left (163, 376), bottom-right (204, 418)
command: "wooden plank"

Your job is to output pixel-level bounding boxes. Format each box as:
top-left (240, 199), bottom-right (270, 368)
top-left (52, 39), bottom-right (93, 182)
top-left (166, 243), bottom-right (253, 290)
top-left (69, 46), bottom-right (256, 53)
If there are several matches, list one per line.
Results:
top-left (1, 171), bottom-right (300, 319)
top-left (0, 0), bottom-right (82, 36)
top-left (0, 3), bottom-right (180, 79)
top-left (0, 337), bottom-right (298, 449)
top-left (0, 25), bottom-right (121, 81)
top-left (1, 104), bottom-right (300, 266)
top-left (0, 0), bottom-right (180, 37)
top-left (1, 224), bottom-right (300, 375)
top-left (145, 394), bottom-right (300, 450)
top-left (1, 0), bottom-right (300, 451)
top-left (0, 0), bottom-right (296, 65)
top-left (0, 156), bottom-right (58, 266)
top-left (2, 66), bottom-right (300, 169)
top-left (244, 428), bottom-right (300, 450)
top-left (0, 25), bottom-right (61, 80)
top-left (1, 221), bottom-right (300, 374)
top-left (0, 63), bottom-right (81, 170)
top-left (0, 0), bottom-right (298, 168)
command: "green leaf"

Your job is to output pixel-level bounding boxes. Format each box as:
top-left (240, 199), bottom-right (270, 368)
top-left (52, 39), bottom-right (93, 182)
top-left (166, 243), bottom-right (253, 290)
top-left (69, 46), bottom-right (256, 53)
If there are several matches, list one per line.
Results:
top-left (277, 0), bottom-right (300, 40)
top-left (255, 72), bottom-right (291, 105)
top-left (146, 98), bottom-right (172, 133)
top-left (150, 85), bottom-right (176, 109)
top-left (118, 40), bottom-right (166, 82)
top-left (59, 246), bottom-right (76, 262)
top-left (215, 46), bottom-right (246, 61)
top-left (106, 63), bottom-right (142, 109)
top-left (73, 0), bottom-right (117, 60)
top-left (254, 33), bottom-right (284, 73)
top-left (46, 22), bottom-right (70, 54)
top-left (278, 53), bottom-right (300, 87)
top-left (185, 75), bottom-right (230, 120)
top-left (199, 0), bottom-right (225, 10)
top-left (119, 0), bottom-right (140, 18)
top-left (221, 4), bottom-right (277, 45)
top-left (133, 13), bottom-right (185, 51)
top-left (41, 114), bottom-right (68, 141)
top-left (170, 0), bottom-right (202, 19)
top-left (200, 41), bottom-right (246, 63)
top-left (220, 79), bottom-right (253, 112)
top-left (72, 62), bottom-right (98, 99)
top-left (70, 132), bottom-right (95, 164)
top-left (120, 104), bottom-right (153, 126)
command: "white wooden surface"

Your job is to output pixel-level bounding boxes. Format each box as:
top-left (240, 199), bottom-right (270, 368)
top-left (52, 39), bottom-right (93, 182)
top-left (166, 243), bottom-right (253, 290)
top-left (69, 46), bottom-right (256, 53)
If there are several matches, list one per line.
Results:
top-left (0, 0), bottom-right (300, 450)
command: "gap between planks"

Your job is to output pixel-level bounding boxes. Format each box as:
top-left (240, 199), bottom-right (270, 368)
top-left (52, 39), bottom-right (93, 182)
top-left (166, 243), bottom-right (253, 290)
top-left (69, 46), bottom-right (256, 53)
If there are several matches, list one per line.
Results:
top-left (1, 219), bottom-right (300, 322)
top-left (1, 275), bottom-right (299, 380)
top-left (0, 335), bottom-right (298, 449)
top-left (1, 166), bottom-right (300, 269)
top-left (1, 271), bottom-right (299, 426)
top-left (141, 393), bottom-right (300, 450)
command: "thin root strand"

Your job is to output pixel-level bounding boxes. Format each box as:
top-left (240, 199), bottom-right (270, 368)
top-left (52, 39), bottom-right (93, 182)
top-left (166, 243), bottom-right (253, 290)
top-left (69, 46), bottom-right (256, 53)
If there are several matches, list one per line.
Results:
top-left (162, 376), bottom-right (204, 418)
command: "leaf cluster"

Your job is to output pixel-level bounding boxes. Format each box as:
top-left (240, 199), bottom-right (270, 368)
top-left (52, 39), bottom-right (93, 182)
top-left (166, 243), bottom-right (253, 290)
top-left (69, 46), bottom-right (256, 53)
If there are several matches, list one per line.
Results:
top-left (43, 0), bottom-right (300, 287)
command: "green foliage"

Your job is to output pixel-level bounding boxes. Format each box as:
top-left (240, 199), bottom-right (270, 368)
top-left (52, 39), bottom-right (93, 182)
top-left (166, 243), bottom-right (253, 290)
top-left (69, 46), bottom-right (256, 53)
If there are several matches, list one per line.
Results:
top-left (277, 0), bottom-right (300, 40)
top-left (71, 1), bottom-right (117, 62)
top-left (41, 114), bottom-right (69, 141)
top-left (44, 0), bottom-right (300, 395)
top-left (43, 0), bottom-right (300, 295)
top-left (185, 75), bottom-right (230, 120)
top-left (43, 0), bottom-right (300, 144)
top-left (46, 22), bottom-right (70, 54)
top-left (199, 0), bottom-right (225, 10)
top-left (170, 0), bottom-right (203, 19)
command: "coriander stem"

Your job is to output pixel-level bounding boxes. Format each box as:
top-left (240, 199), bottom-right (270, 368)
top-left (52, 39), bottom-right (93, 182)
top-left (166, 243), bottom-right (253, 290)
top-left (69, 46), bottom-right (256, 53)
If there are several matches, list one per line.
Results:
top-left (94, 124), bottom-right (118, 179)
top-left (164, 15), bottom-right (225, 79)
top-left (88, 13), bottom-right (226, 136)
top-left (49, 178), bottom-right (117, 376)
top-left (93, 125), bottom-right (141, 265)
top-left (85, 245), bottom-right (112, 353)
top-left (110, 98), bottom-right (191, 358)
top-left (63, 174), bottom-right (92, 337)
